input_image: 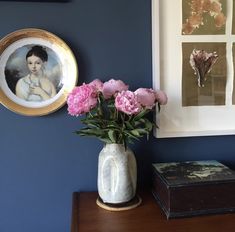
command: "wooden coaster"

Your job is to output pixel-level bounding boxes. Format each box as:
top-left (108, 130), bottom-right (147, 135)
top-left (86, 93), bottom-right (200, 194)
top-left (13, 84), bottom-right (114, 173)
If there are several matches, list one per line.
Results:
top-left (96, 195), bottom-right (142, 211)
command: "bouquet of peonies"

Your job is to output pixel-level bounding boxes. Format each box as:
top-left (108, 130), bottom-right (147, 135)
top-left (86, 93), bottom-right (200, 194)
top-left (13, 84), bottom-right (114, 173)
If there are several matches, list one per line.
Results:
top-left (67, 79), bottom-right (167, 147)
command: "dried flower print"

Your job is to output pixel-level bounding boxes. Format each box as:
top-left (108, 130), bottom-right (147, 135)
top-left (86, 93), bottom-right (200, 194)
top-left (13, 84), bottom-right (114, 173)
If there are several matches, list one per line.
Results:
top-left (189, 49), bottom-right (218, 87)
top-left (182, 0), bottom-right (226, 35)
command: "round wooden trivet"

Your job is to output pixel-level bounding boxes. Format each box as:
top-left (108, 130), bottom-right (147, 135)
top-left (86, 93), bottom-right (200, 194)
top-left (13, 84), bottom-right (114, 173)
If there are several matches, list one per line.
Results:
top-left (96, 195), bottom-right (142, 211)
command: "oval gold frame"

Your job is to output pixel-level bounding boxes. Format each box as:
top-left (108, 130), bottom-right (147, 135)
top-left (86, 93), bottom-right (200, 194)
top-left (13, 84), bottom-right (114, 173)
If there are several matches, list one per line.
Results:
top-left (0, 28), bottom-right (78, 116)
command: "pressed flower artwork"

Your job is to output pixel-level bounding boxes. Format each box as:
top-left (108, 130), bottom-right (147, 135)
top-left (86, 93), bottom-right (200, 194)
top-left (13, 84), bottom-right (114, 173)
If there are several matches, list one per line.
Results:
top-left (152, 0), bottom-right (235, 137)
top-left (189, 49), bottom-right (219, 88)
top-left (182, 0), bottom-right (226, 35)
top-left (182, 42), bottom-right (226, 106)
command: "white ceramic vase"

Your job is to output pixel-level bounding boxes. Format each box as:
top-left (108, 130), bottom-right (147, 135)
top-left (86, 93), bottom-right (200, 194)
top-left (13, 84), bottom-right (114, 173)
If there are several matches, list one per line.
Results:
top-left (97, 143), bottom-right (137, 204)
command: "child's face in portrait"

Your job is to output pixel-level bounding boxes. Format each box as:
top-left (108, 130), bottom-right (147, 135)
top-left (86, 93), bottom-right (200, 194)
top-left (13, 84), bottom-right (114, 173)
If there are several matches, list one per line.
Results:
top-left (27, 55), bottom-right (44, 75)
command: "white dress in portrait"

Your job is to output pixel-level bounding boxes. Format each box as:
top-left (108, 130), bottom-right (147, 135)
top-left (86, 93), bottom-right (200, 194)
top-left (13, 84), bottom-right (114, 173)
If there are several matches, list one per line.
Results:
top-left (15, 74), bottom-right (56, 101)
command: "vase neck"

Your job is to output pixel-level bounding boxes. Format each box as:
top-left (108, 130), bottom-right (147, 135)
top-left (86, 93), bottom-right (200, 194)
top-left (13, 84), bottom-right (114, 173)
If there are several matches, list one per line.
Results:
top-left (105, 143), bottom-right (125, 148)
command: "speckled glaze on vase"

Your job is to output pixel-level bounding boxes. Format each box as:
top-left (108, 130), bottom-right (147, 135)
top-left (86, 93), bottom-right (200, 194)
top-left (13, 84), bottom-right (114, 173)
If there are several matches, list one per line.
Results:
top-left (97, 143), bottom-right (137, 204)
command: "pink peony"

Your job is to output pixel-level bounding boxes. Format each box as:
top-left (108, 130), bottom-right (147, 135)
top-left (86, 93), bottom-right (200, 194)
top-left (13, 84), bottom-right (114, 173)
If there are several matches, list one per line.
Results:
top-left (135, 88), bottom-right (156, 109)
top-left (67, 84), bottom-right (98, 116)
top-left (102, 79), bottom-right (128, 99)
top-left (155, 90), bottom-right (168, 105)
top-left (89, 79), bottom-right (103, 92)
top-left (115, 90), bottom-right (142, 115)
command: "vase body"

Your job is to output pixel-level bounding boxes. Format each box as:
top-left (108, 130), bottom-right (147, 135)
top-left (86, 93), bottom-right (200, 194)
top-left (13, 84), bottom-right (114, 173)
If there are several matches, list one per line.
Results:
top-left (97, 143), bottom-right (137, 204)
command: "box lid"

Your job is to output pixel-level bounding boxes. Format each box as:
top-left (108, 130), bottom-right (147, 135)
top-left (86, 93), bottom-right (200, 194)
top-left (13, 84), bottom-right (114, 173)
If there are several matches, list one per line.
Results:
top-left (152, 160), bottom-right (235, 187)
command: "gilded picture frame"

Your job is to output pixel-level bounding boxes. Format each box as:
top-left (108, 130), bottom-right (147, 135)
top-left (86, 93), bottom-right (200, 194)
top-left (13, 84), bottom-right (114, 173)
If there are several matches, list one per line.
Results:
top-left (0, 28), bottom-right (78, 116)
top-left (152, 0), bottom-right (235, 138)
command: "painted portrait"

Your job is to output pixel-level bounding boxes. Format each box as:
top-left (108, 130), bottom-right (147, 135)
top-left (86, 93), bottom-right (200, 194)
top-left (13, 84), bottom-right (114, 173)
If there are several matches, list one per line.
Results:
top-left (4, 44), bottom-right (63, 102)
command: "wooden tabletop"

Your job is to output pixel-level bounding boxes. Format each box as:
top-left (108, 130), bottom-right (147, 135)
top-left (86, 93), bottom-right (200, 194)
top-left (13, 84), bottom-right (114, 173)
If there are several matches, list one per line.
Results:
top-left (71, 191), bottom-right (235, 232)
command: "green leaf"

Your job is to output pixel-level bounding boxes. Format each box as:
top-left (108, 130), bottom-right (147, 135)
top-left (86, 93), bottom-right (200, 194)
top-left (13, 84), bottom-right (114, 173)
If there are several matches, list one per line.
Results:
top-left (98, 138), bottom-right (112, 143)
top-left (76, 128), bottom-right (104, 137)
top-left (108, 130), bottom-right (116, 143)
top-left (144, 119), bottom-right (153, 131)
top-left (135, 128), bottom-right (148, 134)
top-left (124, 131), bottom-right (140, 141)
top-left (133, 109), bottom-right (149, 121)
top-left (130, 129), bottom-right (140, 136)
top-left (125, 121), bottom-right (134, 130)
top-left (158, 103), bottom-right (161, 112)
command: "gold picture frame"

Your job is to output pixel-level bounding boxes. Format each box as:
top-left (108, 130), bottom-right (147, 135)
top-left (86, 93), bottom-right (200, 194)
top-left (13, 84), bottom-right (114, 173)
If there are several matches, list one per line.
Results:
top-left (0, 28), bottom-right (78, 116)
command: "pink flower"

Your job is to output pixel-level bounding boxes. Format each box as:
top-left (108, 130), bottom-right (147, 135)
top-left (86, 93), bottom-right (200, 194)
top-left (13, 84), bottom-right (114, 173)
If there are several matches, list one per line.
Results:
top-left (89, 79), bottom-right (103, 92)
top-left (155, 90), bottom-right (168, 105)
top-left (67, 84), bottom-right (98, 116)
top-left (135, 88), bottom-right (156, 109)
top-left (102, 79), bottom-right (128, 99)
top-left (115, 90), bottom-right (142, 115)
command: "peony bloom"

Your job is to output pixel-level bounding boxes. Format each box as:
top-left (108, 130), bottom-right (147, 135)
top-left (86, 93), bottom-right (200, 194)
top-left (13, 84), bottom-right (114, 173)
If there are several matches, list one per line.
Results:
top-left (102, 79), bottom-right (128, 99)
top-left (135, 88), bottom-right (156, 109)
top-left (89, 79), bottom-right (103, 92)
top-left (155, 90), bottom-right (168, 105)
top-left (67, 78), bottom-right (168, 146)
top-left (67, 84), bottom-right (98, 116)
top-left (115, 90), bottom-right (142, 115)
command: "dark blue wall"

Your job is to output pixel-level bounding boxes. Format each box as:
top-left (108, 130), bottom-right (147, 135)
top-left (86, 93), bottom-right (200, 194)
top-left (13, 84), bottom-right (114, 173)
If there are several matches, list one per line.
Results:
top-left (0, 0), bottom-right (235, 231)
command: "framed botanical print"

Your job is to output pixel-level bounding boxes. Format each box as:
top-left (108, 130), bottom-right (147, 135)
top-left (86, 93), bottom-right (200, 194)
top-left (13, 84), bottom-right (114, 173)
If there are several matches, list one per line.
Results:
top-left (0, 28), bottom-right (78, 116)
top-left (152, 0), bottom-right (235, 138)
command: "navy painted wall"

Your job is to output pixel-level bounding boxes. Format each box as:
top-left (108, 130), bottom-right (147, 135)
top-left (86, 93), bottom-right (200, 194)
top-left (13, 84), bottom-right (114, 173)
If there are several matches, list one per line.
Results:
top-left (0, 0), bottom-right (235, 231)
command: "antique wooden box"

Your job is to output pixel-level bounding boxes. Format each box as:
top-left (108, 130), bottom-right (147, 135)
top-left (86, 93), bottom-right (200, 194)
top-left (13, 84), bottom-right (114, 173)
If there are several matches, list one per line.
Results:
top-left (152, 160), bottom-right (235, 219)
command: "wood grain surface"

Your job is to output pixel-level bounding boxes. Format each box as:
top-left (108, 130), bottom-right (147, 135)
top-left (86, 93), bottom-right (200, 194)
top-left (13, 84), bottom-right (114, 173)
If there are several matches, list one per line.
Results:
top-left (71, 191), bottom-right (235, 232)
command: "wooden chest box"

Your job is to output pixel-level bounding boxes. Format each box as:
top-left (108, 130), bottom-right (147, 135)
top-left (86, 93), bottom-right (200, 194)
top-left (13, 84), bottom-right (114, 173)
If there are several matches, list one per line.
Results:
top-left (152, 161), bottom-right (235, 219)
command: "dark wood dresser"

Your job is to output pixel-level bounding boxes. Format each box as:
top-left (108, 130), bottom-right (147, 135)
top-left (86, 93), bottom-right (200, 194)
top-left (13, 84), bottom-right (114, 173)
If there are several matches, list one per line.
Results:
top-left (71, 191), bottom-right (235, 232)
